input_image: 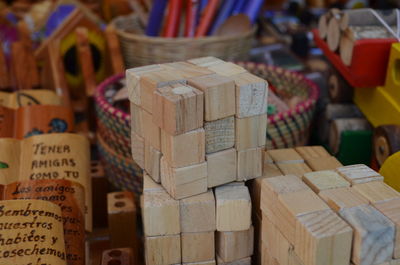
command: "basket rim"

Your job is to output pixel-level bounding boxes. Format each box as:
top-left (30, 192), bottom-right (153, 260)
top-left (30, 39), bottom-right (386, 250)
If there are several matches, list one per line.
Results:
top-left (95, 63), bottom-right (320, 125)
top-left (112, 14), bottom-right (256, 44)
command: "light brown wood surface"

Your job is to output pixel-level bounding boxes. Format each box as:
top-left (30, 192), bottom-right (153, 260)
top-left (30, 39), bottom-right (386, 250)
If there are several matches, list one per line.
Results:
top-left (235, 114), bottom-right (267, 150)
top-left (144, 141), bottom-right (162, 183)
top-left (336, 164), bottom-right (384, 184)
top-left (204, 116), bottom-right (235, 154)
top-left (302, 170), bottom-right (350, 193)
top-left (142, 109), bottom-right (161, 150)
top-left (268, 149), bottom-right (304, 164)
top-left (130, 102), bottom-right (144, 137)
top-left (216, 226), bottom-right (254, 262)
top-left (277, 163), bottom-right (313, 177)
top-left (319, 187), bottom-right (369, 212)
top-left (207, 148), bottom-right (236, 188)
top-left (306, 156), bottom-right (343, 171)
top-left (182, 231), bottom-right (215, 263)
top-left (237, 147), bottom-right (262, 181)
top-left (131, 130), bottom-right (145, 168)
top-left (353, 181), bottom-right (400, 204)
top-left (145, 234), bottom-right (181, 265)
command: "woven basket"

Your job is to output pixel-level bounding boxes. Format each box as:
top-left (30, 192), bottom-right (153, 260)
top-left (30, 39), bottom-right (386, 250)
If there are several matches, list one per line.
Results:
top-left (238, 62), bottom-right (319, 149)
top-left (112, 14), bottom-right (255, 68)
top-left (95, 74), bottom-right (142, 197)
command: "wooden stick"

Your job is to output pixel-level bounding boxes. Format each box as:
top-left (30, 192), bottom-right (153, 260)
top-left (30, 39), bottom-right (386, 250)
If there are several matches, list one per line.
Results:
top-left (105, 25), bottom-right (125, 75)
top-left (0, 46), bottom-right (10, 89)
top-left (75, 27), bottom-right (97, 97)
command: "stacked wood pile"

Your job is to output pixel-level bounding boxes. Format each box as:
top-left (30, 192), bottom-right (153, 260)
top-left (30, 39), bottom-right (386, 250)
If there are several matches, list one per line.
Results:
top-left (256, 146), bottom-right (400, 265)
top-left (126, 57), bottom-right (269, 265)
top-left (318, 8), bottom-right (399, 65)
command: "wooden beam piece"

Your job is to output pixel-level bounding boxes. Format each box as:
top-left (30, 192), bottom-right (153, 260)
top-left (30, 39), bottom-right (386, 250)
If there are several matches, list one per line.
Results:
top-left (188, 74), bottom-right (235, 121)
top-left (161, 128), bottom-right (205, 168)
top-left (237, 147), bottom-right (263, 181)
top-left (215, 185), bottom-right (252, 232)
top-left (277, 163), bottom-right (313, 178)
top-left (179, 190), bottom-right (216, 233)
top-left (306, 156), bottom-right (343, 171)
top-left (268, 149), bottom-right (304, 164)
top-left (130, 102), bottom-right (144, 137)
top-left (131, 131), bottom-right (145, 168)
top-left (352, 181), bottom-right (400, 204)
top-left (142, 109), bottom-right (161, 150)
top-left (182, 231), bottom-right (215, 263)
top-left (153, 83), bottom-right (204, 135)
top-left (216, 226), bottom-right (254, 262)
top-left (204, 116), bottom-right (235, 154)
top-left (295, 146), bottom-right (331, 160)
top-left (105, 24), bottom-right (125, 75)
top-left (207, 148), bottom-right (236, 188)
top-left (144, 141), bottom-right (161, 183)
top-left (319, 187), bottom-right (369, 212)
top-left (336, 164), bottom-right (384, 184)
top-left (145, 235), bottom-right (181, 265)
top-left (302, 170), bottom-right (350, 193)
top-left (235, 114), bottom-right (267, 150)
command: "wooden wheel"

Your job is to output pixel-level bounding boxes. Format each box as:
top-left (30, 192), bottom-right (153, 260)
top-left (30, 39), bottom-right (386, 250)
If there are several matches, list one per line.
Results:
top-left (374, 125), bottom-right (400, 166)
top-left (328, 70), bottom-right (353, 103)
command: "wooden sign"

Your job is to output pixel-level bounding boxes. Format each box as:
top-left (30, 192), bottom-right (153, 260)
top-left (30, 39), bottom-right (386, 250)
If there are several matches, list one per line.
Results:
top-left (0, 199), bottom-right (67, 265)
top-left (0, 89), bottom-right (61, 109)
top-left (4, 179), bottom-right (85, 265)
top-left (0, 138), bottom-right (20, 185)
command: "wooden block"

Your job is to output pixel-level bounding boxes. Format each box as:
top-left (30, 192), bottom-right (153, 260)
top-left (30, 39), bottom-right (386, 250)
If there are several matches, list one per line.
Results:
top-left (352, 181), bottom-right (400, 204)
top-left (306, 156), bottom-right (343, 171)
top-left (145, 235), bottom-right (181, 265)
top-left (130, 102), bottom-right (144, 137)
top-left (262, 150), bottom-right (283, 178)
top-left (235, 114), bottom-right (267, 150)
top-left (183, 261), bottom-right (216, 265)
top-left (217, 256), bottom-right (251, 265)
top-left (153, 84), bottom-right (204, 135)
top-left (204, 116), bottom-right (235, 154)
top-left (142, 109), bottom-right (161, 150)
top-left (161, 157), bottom-right (207, 199)
top-left (237, 147), bottom-right (262, 181)
top-left (339, 205), bottom-right (395, 265)
top-left (143, 172), bottom-right (163, 193)
top-left (277, 163), bottom-right (312, 177)
top-left (232, 72), bottom-right (268, 118)
top-left (207, 148), bottom-right (236, 188)
top-left (126, 64), bottom-right (163, 105)
top-left (295, 146), bottom-right (331, 159)
top-left (302, 170), bottom-right (350, 193)
top-left (188, 74), bottom-right (235, 121)
top-left (215, 185), bottom-right (252, 231)
top-left (141, 190), bottom-right (180, 236)
top-left (164, 61), bottom-right (214, 79)
top-left (101, 248), bottom-right (134, 265)
top-left (261, 214), bottom-right (293, 265)
top-left (182, 231), bottom-right (215, 263)
top-left (75, 27), bottom-right (96, 96)
top-left (140, 69), bottom-right (187, 113)
top-left (336, 164), bottom-right (384, 184)
top-left (374, 198), bottom-right (400, 259)
top-left (208, 62), bottom-right (247, 77)
top-left (216, 226), bottom-right (254, 262)
top-left (295, 209), bottom-right (353, 265)
top-left (144, 141), bottom-right (162, 183)
top-left (91, 161), bottom-right (109, 228)
top-left (319, 187), bottom-right (369, 212)
top-left (180, 191), bottom-right (216, 233)
top-left (131, 131), bottom-right (145, 168)
top-left (188, 56), bottom-right (224, 67)
top-left (248, 177), bottom-right (266, 216)
top-left (107, 191), bottom-right (139, 261)
top-left (268, 149), bottom-right (304, 164)
top-left (161, 128), bottom-right (205, 168)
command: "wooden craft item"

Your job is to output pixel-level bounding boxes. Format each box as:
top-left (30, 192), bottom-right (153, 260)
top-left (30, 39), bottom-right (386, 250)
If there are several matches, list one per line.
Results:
top-left (145, 234), bottom-right (181, 265)
top-left (0, 106), bottom-right (15, 138)
top-left (306, 156), bottom-right (343, 171)
top-left (10, 41), bottom-right (40, 90)
top-left (0, 138), bottom-right (20, 184)
top-left (353, 181), bottom-right (400, 204)
top-left (188, 57), bottom-right (224, 68)
top-left (216, 226), bottom-right (254, 262)
top-left (75, 27), bottom-right (97, 97)
top-left (130, 102), bottom-right (144, 137)
top-left (142, 109), bottom-right (161, 149)
top-left (179, 190), bottom-right (216, 233)
top-left (181, 231), bottom-right (215, 263)
top-left (15, 105), bottom-right (74, 139)
top-left (4, 179), bottom-right (85, 265)
top-left (101, 248), bottom-right (134, 265)
top-left (302, 170), bottom-right (350, 193)
top-left (104, 25), bottom-right (125, 75)
top-left (237, 147), bottom-right (262, 181)
top-left (235, 114), bottom-right (267, 150)
top-left (268, 149), bottom-right (304, 164)
top-left (0, 199), bottom-right (67, 265)
top-left (161, 128), bottom-right (205, 168)
top-left (204, 116), bottom-right (235, 154)
top-left (206, 148), bottom-right (236, 188)
top-left (215, 185), bottom-right (252, 231)
top-left (143, 172), bottom-right (164, 193)
top-left (18, 133), bottom-right (92, 231)
top-left (160, 157), bottom-right (207, 200)
top-left (216, 256), bottom-right (251, 265)
top-left (153, 83), bottom-right (204, 135)
top-left (262, 151), bottom-right (283, 178)
top-left (107, 191), bottom-right (138, 263)
top-left (0, 89), bottom-right (62, 109)
top-left (0, 45), bottom-right (10, 89)
top-left (373, 198), bottom-right (400, 259)
top-left (141, 189), bottom-right (180, 236)
top-left (188, 74), bottom-right (235, 122)
top-left (208, 62), bottom-right (246, 77)
top-left (183, 260), bottom-right (217, 265)
top-left (90, 160), bottom-right (109, 228)
top-left (277, 163), bottom-right (313, 178)
top-left (232, 72), bottom-right (268, 118)
top-left (319, 187), bottom-right (369, 212)
top-left (339, 205), bottom-right (395, 265)
top-left (162, 61), bottom-right (214, 79)
top-left (295, 146), bottom-right (331, 160)
top-left (336, 164), bottom-right (384, 184)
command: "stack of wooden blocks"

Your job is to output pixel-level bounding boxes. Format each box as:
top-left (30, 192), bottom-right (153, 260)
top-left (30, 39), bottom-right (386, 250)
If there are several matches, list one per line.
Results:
top-left (126, 57), bottom-right (268, 265)
top-left (257, 146), bottom-right (400, 265)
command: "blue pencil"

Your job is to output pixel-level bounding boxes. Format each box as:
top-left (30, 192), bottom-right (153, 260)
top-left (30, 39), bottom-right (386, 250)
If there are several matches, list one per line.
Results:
top-left (231, 0), bottom-right (247, 15)
top-left (145, 0), bottom-right (168, 36)
top-left (243, 0), bottom-right (264, 24)
top-left (209, 0), bottom-right (236, 34)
